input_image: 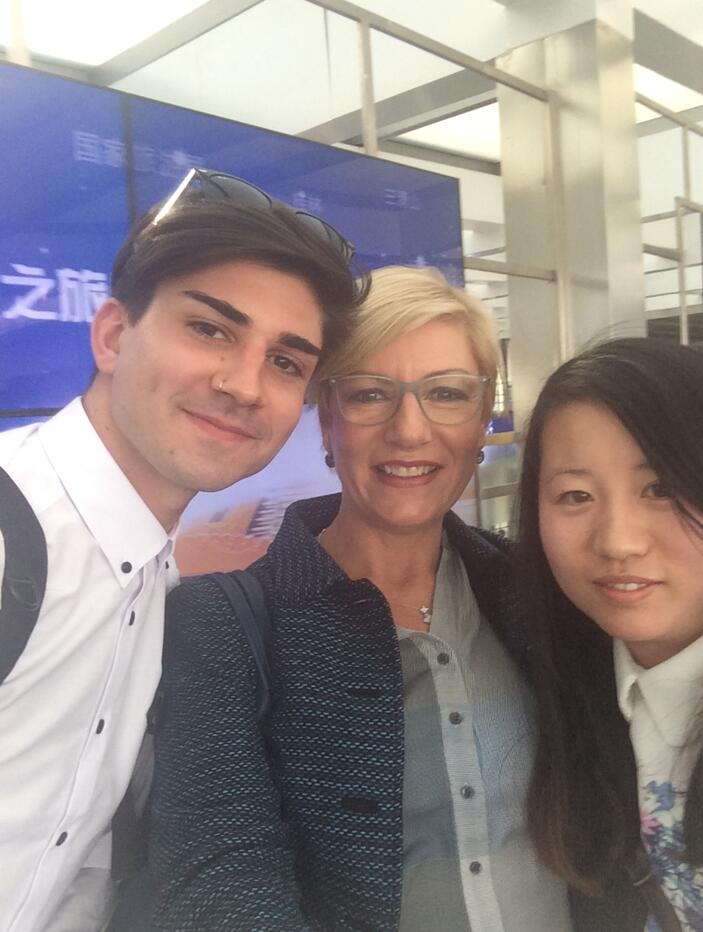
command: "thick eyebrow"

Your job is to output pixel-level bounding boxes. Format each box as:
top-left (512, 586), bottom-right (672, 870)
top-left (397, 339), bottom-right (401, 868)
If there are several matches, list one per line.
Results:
top-left (183, 290), bottom-right (250, 326)
top-left (183, 290), bottom-right (321, 358)
top-left (278, 333), bottom-right (321, 358)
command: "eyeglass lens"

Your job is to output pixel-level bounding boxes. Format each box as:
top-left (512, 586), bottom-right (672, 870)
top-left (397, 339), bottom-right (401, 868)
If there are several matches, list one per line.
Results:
top-left (199, 173), bottom-right (272, 210)
top-left (334, 374), bottom-right (486, 425)
top-left (295, 213), bottom-right (353, 261)
top-left (190, 171), bottom-right (354, 261)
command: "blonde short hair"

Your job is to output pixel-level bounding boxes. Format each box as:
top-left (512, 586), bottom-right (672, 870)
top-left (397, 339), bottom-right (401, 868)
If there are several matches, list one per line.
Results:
top-left (314, 265), bottom-right (499, 425)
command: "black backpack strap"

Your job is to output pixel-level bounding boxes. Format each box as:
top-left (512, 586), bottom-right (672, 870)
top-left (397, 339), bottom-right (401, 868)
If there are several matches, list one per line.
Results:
top-left (108, 570), bottom-right (273, 926)
top-left (208, 570), bottom-right (273, 722)
top-left (0, 465), bottom-right (47, 685)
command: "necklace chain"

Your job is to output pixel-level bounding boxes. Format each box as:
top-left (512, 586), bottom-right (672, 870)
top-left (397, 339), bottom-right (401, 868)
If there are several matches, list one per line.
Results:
top-left (318, 526), bottom-right (433, 625)
top-left (386, 597), bottom-right (433, 625)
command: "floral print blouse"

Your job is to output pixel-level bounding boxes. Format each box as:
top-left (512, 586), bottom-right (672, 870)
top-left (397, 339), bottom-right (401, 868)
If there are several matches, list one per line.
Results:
top-left (614, 637), bottom-right (703, 932)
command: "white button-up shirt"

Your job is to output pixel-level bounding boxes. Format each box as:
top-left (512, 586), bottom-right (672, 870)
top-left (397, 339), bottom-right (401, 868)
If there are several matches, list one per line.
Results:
top-left (0, 398), bottom-right (178, 932)
top-left (615, 635), bottom-right (703, 930)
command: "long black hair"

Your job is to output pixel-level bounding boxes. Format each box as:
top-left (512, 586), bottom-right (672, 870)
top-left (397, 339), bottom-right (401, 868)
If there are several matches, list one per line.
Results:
top-left (518, 337), bottom-right (703, 894)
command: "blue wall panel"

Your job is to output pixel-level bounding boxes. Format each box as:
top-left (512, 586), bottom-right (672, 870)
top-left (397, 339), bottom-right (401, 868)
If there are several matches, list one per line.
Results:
top-left (0, 65), bottom-right (130, 412)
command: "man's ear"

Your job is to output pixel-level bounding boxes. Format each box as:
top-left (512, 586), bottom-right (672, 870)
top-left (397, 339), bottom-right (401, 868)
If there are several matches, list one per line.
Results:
top-left (91, 299), bottom-right (130, 375)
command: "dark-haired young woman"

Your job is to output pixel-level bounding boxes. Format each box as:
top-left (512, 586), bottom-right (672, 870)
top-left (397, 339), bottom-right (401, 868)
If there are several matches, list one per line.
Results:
top-left (518, 337), bottom-right (703, 932)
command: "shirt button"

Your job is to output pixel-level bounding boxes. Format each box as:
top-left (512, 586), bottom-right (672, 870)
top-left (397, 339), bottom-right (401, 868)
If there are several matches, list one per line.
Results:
top-left (121, 561), bottom-right (132, 574)
top-left (56, 832), bottom-right (68, 846)
top-left (449, 711), bottom-right (463, 725)
top-left (460, 784), bottom-right (475, 799)
top-left (96, 719), bottom-right (105, 735)
top-left (470, 861), bottom-right (482, 875)
top-left (128, 611), bottom-right (136, 626)
top-left (437, 652), bottom-right (450, 665)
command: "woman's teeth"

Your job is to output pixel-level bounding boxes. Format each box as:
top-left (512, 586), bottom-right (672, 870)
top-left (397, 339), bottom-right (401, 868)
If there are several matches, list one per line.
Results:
top-left (378, 464), bottom-right (437, 477)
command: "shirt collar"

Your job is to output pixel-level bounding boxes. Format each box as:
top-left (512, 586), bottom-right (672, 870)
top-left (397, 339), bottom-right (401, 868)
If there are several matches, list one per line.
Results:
top-left (614, 635), bottom-right (703, 747)
top-left (38, 398), bottom-right (173, 587)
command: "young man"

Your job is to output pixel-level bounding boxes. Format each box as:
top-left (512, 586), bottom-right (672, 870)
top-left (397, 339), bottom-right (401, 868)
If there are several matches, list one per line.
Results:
top-left (0, 172), bottom-right (363, 932)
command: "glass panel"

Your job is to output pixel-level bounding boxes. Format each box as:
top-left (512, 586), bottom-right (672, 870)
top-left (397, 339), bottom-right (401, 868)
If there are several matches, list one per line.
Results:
top-left (114, 0), bottom-right (362, 139)
top-left (399, 103), bottom-right (501, 163)
top-left (452, 474), bottom-right (478, 528)
top-left (480, 442), bottom-right (519, 490)
top-left (638, 122), bottom-right (684, 217)
top-left (369, 28), bottom-right (460, 103)
top-left (479, 493), bottom-right (517, 540)
top-left (689, 132), bottom-right (703, 205)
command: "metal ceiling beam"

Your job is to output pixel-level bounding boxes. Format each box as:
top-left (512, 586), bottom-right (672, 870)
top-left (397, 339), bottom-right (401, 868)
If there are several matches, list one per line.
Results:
top-left (634, 9), bottom-right (703, 98)
top-left (91, 0), bottom-right (267, 86)
top-left (378, 139), bottom-right (500, 176)
top-left (637, 104), bottom-right (703, 138)
top-left (636, 92), bottom-right (703, 138)
top-left (303, 0), bottom-right (547, 101)
top-left (301, 68), bottom-right (496, 145)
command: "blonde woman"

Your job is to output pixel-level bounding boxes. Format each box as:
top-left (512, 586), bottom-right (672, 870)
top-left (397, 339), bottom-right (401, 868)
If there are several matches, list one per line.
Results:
top-left (149, 267), bottom-right (573, 931)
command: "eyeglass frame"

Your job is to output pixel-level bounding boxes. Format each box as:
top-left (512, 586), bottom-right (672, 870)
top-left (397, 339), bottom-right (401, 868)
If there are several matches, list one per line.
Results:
top-left (323, 372), bottom-right (492, 426)
top-left (153, 167), bottom-right (355, 263)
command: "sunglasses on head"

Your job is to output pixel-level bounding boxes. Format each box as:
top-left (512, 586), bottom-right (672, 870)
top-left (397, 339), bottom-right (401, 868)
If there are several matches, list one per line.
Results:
top-left (154, 167), bottom-right (355, 263)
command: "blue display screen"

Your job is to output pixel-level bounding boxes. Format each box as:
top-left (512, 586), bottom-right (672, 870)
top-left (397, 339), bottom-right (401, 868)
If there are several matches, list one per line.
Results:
top-left (0, 64), bottom-right (130, 412)
top-left (0, 62), bottom-right (463, 417)
top-left (128, 97), bottom-right (463, 282)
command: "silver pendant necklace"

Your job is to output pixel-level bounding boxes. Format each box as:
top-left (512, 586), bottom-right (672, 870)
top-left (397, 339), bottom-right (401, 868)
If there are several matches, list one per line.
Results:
top-left (387, 598), bottom-right (433, 627)
top-left (418, 605), bottom-right (432, 625)
top-left (318, 527), bottom-right (433, 626)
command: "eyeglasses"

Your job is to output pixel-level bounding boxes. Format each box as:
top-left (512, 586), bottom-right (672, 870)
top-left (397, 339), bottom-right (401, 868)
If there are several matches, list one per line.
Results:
top-left (326, 373), bottom-right (491, 426)
top-left (154, 167), bottom-right (355, 262)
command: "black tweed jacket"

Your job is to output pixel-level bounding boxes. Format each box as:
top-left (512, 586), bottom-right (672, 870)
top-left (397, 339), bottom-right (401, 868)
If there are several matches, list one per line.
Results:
top-left (148, 494), bottom-right (639, 932)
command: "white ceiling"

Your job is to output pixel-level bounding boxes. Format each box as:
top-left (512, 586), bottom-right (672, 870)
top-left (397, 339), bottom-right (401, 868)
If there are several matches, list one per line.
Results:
top-left (0, 0), bottom-right (509, 66)
top-left (0, 0), bottom-right (210, 65)
top-left (2, 0), bottom-right (703, 154)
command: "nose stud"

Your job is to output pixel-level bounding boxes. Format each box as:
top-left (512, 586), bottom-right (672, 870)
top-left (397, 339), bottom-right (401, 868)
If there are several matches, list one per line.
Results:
top-left (217, 379), bottom-right (227, 393)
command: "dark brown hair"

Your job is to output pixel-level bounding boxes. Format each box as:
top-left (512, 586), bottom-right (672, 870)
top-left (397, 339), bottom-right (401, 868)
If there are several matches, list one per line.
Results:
top-left (111, 200), bottom-right (369, 362)
top-left (518, 337), bottom-right (703, 894)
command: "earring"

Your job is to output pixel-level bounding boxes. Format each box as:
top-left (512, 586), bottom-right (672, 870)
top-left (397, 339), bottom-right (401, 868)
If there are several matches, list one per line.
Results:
top-left (476, 449), bottom-right (485, 464)
top-left (324, 451), bottom-right (335, 468)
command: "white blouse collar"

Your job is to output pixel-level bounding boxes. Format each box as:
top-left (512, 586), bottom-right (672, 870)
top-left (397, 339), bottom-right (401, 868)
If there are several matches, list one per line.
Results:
top-left (614, 634), bottom-right (703, 747)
